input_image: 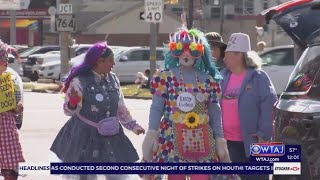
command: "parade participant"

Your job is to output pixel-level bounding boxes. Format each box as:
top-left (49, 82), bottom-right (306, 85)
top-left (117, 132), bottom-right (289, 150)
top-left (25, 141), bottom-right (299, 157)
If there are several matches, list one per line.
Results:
top-left (256, 41), bottom-right (266, 52)
top-left (135, 72), bottom-right (148, 89)
top-left (220, 33), bottom-right (277, 180)
top-left (141, 26), bottom-right (235, 180)
top-left (205, 32), bottom-right (227, 70)
top-left (0, 44), bottom-right (24, 180)
top-left (50, 41), bottom-right (145, 180)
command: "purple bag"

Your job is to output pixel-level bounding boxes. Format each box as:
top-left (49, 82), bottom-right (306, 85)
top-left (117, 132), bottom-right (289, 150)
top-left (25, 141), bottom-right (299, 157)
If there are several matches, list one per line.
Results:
top-left (76, 113), bottom-right (120, 136)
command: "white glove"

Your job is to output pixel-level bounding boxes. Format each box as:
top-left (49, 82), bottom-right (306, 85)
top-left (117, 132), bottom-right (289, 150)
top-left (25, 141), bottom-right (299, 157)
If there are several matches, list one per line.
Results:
top-left (142, 130), bottom-right (159, 161)
top-left (215, 138), bottom-right (231, 162)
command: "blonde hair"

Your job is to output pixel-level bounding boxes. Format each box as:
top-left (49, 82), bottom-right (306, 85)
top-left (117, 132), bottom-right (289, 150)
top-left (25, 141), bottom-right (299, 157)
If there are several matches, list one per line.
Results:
top-left (244, 51), bottom-right (262, 69)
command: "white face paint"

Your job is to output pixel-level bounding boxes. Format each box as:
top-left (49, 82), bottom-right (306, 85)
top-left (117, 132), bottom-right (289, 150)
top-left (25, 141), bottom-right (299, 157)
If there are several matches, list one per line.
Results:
top-left (179, 52), bottom-right (194, 67)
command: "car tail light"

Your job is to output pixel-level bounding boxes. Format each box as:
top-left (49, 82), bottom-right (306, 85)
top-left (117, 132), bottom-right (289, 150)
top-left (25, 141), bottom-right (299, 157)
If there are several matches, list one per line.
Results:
top-left (36, 58), bottom-right (44, 64)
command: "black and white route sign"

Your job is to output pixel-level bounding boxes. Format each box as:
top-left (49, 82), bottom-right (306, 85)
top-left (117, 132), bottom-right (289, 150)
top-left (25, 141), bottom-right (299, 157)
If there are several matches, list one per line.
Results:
top-left (145, 0), bottom-right (163, 23)
top-left (55, 14), bottom-right (76, 32)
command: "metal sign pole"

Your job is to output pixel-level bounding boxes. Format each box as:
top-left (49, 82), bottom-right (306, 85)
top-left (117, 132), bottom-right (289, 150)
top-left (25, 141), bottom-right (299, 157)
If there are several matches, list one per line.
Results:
top-left (10, 10), bottom-right (16, 45)
top-left (150, 22), bottom-right (157, 77)
top-left (145, 0), bottom-right (163, 77)
top-left (58, 0), bottom-right (71, 81)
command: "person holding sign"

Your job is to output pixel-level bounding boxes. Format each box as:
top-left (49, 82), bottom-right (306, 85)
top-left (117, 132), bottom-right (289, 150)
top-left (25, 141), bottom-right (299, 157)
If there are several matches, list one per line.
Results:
top-left (0, 47), bottom-right (24, 180)
top-left (50, 41), bottom-right (145, 180)
top-left (141, 27), bottom-right (237, 180)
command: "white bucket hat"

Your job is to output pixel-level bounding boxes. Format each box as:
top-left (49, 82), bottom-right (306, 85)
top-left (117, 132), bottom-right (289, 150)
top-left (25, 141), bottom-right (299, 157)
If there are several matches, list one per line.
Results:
top-left (225, 33), bottom-right (251, 53)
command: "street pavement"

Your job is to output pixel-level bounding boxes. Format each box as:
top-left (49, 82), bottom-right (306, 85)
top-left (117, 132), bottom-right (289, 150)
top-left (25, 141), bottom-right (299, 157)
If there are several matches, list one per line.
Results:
top-left (6, 92), bottom-right (272, 180)
top-left (16, 92), bottom-right (151, 180)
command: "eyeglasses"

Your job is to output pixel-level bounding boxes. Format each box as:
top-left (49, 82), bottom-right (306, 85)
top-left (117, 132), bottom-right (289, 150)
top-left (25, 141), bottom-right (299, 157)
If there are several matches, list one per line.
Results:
top-left (169, 42), bottom-right (204, 59)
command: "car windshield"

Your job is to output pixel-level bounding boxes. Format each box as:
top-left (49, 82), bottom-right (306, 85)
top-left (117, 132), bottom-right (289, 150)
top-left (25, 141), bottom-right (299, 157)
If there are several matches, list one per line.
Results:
top-left (19, 47), bottom-right (41, 58)
top-left (112, 48), bottom-right (126, 56)
top-left (260, 47), bottom-right (294, 66)
top-left (18, 47), bottom-right (30, 54)
top-left (284, 45), bottom-right (320, 96)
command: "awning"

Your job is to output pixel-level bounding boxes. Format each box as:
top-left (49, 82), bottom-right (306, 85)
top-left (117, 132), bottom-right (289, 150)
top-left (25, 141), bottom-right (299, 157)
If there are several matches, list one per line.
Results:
top-left (0, 19), bottom-right (37, 28)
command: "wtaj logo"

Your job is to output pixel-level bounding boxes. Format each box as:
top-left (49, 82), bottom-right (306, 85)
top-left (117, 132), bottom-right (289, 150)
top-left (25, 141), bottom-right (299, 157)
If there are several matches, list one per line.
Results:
top-left (250, 142), bottom-right (285, 156)
top-left (273, 162), bottom-right (301, 175)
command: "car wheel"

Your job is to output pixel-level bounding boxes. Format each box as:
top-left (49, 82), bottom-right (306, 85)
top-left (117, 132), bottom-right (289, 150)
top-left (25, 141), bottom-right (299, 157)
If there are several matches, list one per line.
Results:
top-left (30, 71), bottom-right (39, 81)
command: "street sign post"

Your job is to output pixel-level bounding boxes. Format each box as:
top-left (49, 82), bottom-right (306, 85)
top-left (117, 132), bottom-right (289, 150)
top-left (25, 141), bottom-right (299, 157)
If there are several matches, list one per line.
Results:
top-left (145, 0), bottom-right (163, 23)
top-left (145, 0), bottom-right (163, 78)
top-left (57, 0), bottom-right (74, 81)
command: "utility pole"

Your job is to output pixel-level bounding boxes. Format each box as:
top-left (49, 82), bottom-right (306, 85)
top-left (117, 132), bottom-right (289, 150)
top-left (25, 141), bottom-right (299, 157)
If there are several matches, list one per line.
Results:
top-left (150, 23), bottom-right (157, 77)
top-left (38, 19), bottom-right (44, 45)
top-left (187, 0), bottom-right (193, 29)
top-left (10, 10), bottom-right (16, 45)
top-left (219, 0), bottom-right (225, 36)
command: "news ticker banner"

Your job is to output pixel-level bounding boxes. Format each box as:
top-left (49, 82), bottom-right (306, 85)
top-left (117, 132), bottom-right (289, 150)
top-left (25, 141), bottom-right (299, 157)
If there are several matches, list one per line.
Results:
top-left (250, 143), bottom-right (301, 163)
top-left (18, 162), bottom-right (301, 175)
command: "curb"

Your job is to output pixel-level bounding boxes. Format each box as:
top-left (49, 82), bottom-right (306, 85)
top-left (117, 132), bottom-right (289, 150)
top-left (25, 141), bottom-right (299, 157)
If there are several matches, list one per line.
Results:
top-left (25, 89), bottom-right (152, 99)
top-left (23, 81), bottom-right (152, 99)
top-left (124, 96), bottom-right (152, 100)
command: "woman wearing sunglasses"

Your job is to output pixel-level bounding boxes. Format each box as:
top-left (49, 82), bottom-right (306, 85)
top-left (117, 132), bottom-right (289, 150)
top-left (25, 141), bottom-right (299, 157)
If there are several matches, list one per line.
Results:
top-left (141, 27), bottom-right (238, 180)
top-left (0, 44), bottom-right (24, 180)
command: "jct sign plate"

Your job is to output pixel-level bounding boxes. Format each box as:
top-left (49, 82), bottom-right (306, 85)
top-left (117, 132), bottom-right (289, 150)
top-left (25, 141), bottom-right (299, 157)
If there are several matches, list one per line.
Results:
top-left (145, 0), bottom-right (163, 23)
top-left (55, 14), bottom-right (76, 32)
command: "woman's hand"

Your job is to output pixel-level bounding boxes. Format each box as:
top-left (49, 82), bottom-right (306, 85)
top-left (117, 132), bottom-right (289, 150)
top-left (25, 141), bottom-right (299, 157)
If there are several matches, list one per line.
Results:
top-left (13, 102), bottom-right (23, 113)
top-left (215, 138), bottom-right (231, 162)
top-left (136, 127), bottom-right (145, 135)
top-left (68, 86), bottom-right (81, 108)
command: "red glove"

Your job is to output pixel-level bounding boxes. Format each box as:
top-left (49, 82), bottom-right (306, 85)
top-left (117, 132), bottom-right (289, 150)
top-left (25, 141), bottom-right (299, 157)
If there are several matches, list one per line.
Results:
top-left (68, 87), bottom-right (81, 107)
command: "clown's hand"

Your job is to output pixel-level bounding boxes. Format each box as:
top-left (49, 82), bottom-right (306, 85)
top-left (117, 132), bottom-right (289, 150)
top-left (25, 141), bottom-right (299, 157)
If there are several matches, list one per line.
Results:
top-left (215, 138), bottom-right (231, 162)
top-left (142, 130), bottom-right (159, 161)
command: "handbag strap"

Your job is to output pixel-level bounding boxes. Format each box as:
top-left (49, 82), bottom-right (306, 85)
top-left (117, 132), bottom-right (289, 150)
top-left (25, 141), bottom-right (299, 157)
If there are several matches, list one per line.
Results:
top-left (76, 113), bottom-right (98, 128)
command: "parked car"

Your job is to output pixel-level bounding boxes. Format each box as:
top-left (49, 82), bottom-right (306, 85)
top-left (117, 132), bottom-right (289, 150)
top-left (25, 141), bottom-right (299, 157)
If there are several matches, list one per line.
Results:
top-left (72, 44), bottom-right (92, 56)
top-left (20, 45), bottom-right (60, 79)
top-left (113, 46), bottom-right (165, 82)
top-left (12, 45), bottom-right (29, 53)
top-left (27, 44), bottom-right (93, 81)
top-left (38, 60), bottom-right (61, 80)
top-left (261, 0), bottom-right (320, 179)
top-left (259, 45), bottom-right (295, 94)
top-left (39, 46), bottom-right (128, 80)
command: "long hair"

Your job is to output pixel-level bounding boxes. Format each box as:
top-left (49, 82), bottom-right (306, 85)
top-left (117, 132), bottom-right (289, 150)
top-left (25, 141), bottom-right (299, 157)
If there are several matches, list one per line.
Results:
top-left (61, 41), bottom-right (112, 93)
top-left (164, 27), bottom-right (222, 81)
top-left (245, 51), bottom-right (262, 69)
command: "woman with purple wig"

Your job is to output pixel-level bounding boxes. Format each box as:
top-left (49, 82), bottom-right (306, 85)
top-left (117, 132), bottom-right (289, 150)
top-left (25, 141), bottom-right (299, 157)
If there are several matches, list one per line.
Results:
top-left (50, 41), bottom-right (145, 180)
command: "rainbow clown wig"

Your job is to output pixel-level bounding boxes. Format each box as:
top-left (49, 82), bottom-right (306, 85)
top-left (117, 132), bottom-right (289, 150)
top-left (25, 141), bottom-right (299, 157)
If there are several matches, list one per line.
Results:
top-left (164, 27), bottom-right (222, 81)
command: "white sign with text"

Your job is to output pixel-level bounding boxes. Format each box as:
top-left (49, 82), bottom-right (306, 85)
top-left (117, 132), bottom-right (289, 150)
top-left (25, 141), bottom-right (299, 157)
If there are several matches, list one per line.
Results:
top-left (55, 14), bottom-right (76, 32)
top-left (144, 0), bottom-right (163, 23)
top-left (58, 3), bottom-right (72, 14)
top-left (0, 0), bottom-right (20, 10)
